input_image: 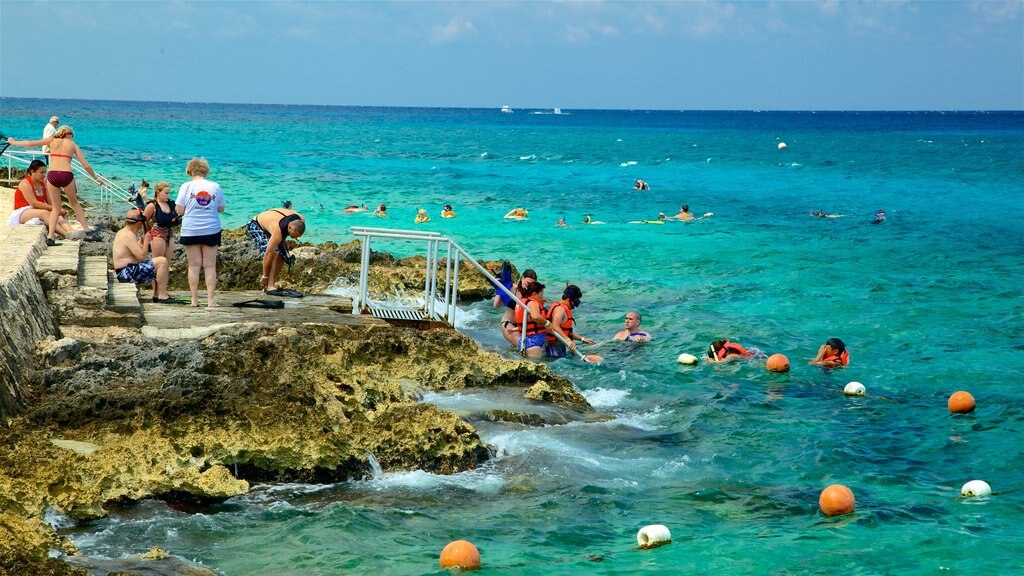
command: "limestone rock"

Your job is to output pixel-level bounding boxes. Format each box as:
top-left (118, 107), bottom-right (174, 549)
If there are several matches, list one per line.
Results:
top-left (36, 337), bottom-right (81, 366)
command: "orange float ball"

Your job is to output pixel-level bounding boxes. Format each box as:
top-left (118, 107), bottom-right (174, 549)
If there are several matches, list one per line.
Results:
top-left (819, 484), bottom-right (856, 516)
top-left (766, 354), bottom-right (790, 373)
top-left (440, 540), bottom-right (481, 570)
top-left (948, 391), bottom-right (976, 414)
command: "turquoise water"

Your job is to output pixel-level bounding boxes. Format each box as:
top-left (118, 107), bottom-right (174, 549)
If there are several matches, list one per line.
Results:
top-left (4, 100), bottom-right (1024, 574)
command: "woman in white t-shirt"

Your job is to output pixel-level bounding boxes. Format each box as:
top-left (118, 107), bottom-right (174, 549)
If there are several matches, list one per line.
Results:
top-left (175, 157), bottom-right (226, 308)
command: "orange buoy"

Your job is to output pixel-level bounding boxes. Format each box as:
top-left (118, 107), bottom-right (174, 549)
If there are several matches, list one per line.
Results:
top-left (948, 391), bottom-right (975, 414)
top-left (766, 354), bottom-right (790, 373)
top-left (440, 540), bottom-right (481, 570)
top-left (819, 484), bottom-right (856, 516)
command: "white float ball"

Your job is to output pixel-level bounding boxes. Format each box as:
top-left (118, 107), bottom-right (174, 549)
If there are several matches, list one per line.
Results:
top-left (844, 382), bottom-right (866, 396)
top-left (961, 480), bottom-right (992, 498)
top-left (778, 142), bottom-right (787, 150)
top-left (636, 524), bottom-right (672, 549)
top-left (676, 353), bottom-right (699, 365)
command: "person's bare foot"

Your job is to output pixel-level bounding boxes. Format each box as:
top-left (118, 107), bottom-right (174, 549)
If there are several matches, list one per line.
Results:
top-left (207, 302), bottom-right (220, 308)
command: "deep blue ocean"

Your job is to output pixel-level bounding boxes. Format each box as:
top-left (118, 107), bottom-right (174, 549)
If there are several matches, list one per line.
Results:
top-left (3, 99), bottom-right (1024, 574)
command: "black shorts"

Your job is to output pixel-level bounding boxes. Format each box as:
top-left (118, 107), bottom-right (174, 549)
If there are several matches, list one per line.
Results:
top-left (179, 231), bottom-right (222, 247)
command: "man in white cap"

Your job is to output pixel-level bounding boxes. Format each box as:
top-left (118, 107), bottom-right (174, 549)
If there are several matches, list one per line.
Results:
top-left (42, 116), bottom-right (59, 160)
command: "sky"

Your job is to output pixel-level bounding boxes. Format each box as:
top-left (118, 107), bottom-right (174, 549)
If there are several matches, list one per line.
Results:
top-left (1, 1), bottom-right (1021, 110)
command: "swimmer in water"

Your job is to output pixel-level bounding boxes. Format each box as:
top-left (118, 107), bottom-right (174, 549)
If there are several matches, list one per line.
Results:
top-left (344, 204), bottom-right (369, 213)
top-left (504, 208), bottom-right (528, 220)
top-left (873, 209), bottom-right (886, 223)
top-left (705, 339), bottom-right (755, 362)
top-left (613, 311), bottom-right (651, 342)
top-left (556, 216), bottom-right (566, 227)
top-left (441, 204), bottom-right (456, 218)
top-left (583, 214), bottom-right (592, 224)
top-left (634, 179), bottom-right (650, 191)
top-left (373, 204), bottom-right (387, 217)
top-left (415, 208), bottom-right (430, 224)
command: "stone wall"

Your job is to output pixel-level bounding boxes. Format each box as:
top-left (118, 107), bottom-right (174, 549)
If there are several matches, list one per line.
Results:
top-left (0, 188), bottom-right (60, 421)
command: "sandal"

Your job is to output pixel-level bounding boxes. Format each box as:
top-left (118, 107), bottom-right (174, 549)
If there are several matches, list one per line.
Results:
top-left (152, 296), bottom-right (178, 304)
top-left (45, 238), bottom-right (62, 247)
top-left (264, 288), bottom-right (287, 297)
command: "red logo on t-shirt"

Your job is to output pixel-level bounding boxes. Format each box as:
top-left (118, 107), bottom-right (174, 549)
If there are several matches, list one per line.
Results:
top-left (194, 190), bottom-right (213, 207)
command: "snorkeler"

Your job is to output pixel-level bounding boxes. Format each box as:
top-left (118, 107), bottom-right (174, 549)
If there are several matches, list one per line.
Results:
top-left (344, 204), bottom-right (369, 213)
top-left (504, 208), bottom-right (528, 220)
top-left (556, 216), bottom-right (566, 227)
top-left (415, 208), bottom-right (430, 224)
top-left (441, 204), bottom-right (456, 218)
top-left (634, 179), bottom-right (650, 191)
top-left (810, 337), bottom-right (849, 367)
top-left (873, 209), bottom-right (886, 223)
top-left (706, 339), bottom-right (754, 362)
top-left (373, 204), bottom-right (387, 217)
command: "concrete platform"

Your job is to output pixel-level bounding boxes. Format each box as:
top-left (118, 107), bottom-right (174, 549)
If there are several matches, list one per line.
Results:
top-left (140, 290), bottom-right (383, 340)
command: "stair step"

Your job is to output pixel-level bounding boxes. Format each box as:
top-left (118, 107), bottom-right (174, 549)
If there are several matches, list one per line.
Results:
top-left (35, 240), bottom-right (81, 286)
top-left (107, 271), bottom-right (142, 315)
top-left (80, 256), bottom-right (108, 289)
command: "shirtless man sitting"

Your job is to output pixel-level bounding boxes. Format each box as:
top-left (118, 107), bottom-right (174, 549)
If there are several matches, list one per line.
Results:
top-left (113, 209), bottom-right (171, 302)
top-left (246, 207), bottom-right (306, 297)
top-left (614, 311), bottom-right (651, 342)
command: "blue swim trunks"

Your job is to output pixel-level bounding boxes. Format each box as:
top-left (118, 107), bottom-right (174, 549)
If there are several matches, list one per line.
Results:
top-left (545, 343), bottom-right (568, 358)
top-left (519, 333), bottom-right (547, 350)
top-left (115, 260), bottom-right (157, 284)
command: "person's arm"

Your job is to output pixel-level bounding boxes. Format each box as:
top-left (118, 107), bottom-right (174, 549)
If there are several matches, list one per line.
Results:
top-left (8, 136), bottom-right (51, 148)
top-left (143, 203), bottom-right (156, 224)
top-left (528, 301), bottom-right (548, 325)
top-left (262, 222), bottom-right (284, 277)
top-left (72, 145), bottom-right (104, 185)
top-left (809, 345), bottom-right (832, 365)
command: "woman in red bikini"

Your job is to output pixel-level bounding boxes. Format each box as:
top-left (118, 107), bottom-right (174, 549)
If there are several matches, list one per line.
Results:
top-left (8, 125), bottom-right (104, 245)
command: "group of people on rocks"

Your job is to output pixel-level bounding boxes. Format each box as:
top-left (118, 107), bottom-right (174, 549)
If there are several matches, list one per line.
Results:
top-left (7, 118), bottom-right (309, 308)
top-left (111, 157), bottom-right (307, 307)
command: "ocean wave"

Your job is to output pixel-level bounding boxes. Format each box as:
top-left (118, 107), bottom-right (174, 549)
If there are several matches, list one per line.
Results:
top-left (582, 386), bottom-right (630, 407)
top-left (356, 467), bottom-right (506, 494)
top-left (620, 161), bottom-right (638, 167)
top-left (519, 154), bottom-right (536, 161)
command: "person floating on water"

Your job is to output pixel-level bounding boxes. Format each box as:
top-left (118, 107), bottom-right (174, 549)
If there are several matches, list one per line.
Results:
top-left (344, 204), bottom-right (368, 213)
top-left (675, 205), bottom-right (694, 221)
top-left (634, 179), bottom-right (650, 191)
top-left (583, 214), bottom-right (592, 224)
top-left (415, 208), bottom-right (430, 224)
top-left (374, 204), bottom-right (387, 217)
top-left (544, 284), bottom-right (596, 358)
top-left (873, 209), bottom-right (886, 223)
top-left (613, 311), bottom-right (651, 342)
top-left (441, 204), bottom-right (456, 218)
top-left (657, 212), bottom-right (667, 220)
top-left (706, 339), bottom-right (755, 362)
top-left (556, 216), bottom-right (566, 227)
top-left (504, 208), bottom-right (528, 220)
top-left (810, 210), bottom-right (844, 218)
top-left (810, 337), bottom-right (849, 367)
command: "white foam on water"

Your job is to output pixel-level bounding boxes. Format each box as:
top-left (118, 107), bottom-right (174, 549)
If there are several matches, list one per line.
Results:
top-left (607, 405), bottom-right (668, 431)
top-left (620, 160), bottom-right (638, 167)
top-left (359, 467), bottom-right (507, 494)
top-left (44, 506), bottom-right (75, 530)
top-left (519, 154), bottom-right (536, 160)
top-left (582, 387), bottom-right (630, 407)
top-left (480, 152), bottom-right (490, 158)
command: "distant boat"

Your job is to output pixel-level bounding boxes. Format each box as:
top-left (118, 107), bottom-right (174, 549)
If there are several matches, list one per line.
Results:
top-left (553, 108), bottom-right (561, 115)
top-left (501, 105), bottom-right (513, 114)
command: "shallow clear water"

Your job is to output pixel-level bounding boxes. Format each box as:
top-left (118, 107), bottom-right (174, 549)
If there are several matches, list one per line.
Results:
top-left (5, 100), bottom-right (1024, 574)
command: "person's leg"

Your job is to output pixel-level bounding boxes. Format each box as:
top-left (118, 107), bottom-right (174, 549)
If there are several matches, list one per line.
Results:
top-left (19, 208), bottom-right (51, 225)
top-left (185, 244), bottom-right (202, 307)
top-left (62, 180), bottom-right (91, 231)
top-left (202, 245), bottom-right (218, 307)
top-left (45, 182), bottom-right (62, 240)
top-left (150, 236), bottom-right (167, 259)
top-left (266, 253), bottom-right (283, 291)
top-left (153, 256), bottom-right (169, 299)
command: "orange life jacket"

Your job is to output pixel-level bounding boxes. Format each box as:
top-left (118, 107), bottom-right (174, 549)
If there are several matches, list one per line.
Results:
top-left (821, 349), bottom-right (849, 366)
top-left (544, 301), bottom-right (574, 344)
top-left (513, 296), bottom-right (546, 336)
top-left (714, 341), bottom-right (749, 360)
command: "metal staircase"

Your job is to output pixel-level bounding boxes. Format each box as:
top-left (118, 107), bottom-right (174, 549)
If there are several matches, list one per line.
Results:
top-left (2, 148), bottom-right (134, 208)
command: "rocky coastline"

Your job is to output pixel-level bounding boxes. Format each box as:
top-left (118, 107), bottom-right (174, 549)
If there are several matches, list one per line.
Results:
top-left (0, 207), bottom-right (591, 575)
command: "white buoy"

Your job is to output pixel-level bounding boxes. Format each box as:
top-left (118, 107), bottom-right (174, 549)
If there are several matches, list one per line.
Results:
top-left (636, 524), bottom-right (672, 549)
top-left (778, 142), bottom-right (787, 150)
top-left (844, 382), bottom-right (866, 396)
top-left (676, 353), bottom-right (698, 365)
top-left (961, 480), bottom-right (992, 497)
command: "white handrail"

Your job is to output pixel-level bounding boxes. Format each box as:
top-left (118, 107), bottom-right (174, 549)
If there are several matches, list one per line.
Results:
top-left (351, 226), bottom-right (585, 361)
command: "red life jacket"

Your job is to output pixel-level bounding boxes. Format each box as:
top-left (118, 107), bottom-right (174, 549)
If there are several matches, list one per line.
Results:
top-left (544, 301), bottom-right (574, 344)
top-left (513, 296), bottom-right (546, 336)
top-left (821, 349), bottom-right (849, 366)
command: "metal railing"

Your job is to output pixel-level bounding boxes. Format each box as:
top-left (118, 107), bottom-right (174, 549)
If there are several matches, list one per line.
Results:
top-left (1, 148), bottom-right (134, 208)
top-left (351, 226), bottom-right (585, 360)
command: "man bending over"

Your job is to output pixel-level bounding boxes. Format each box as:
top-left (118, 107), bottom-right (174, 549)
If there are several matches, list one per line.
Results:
top-left (113, 209), bottom-right (171, 302)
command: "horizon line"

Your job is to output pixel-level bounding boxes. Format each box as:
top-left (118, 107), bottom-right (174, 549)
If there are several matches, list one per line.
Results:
top-left (1, 96), bottom-right (1020, 114)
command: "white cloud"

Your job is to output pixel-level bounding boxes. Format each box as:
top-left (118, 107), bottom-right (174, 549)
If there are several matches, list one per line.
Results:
top-left (969, 0), bottom-right (1023, 22)
top-left (431, 16), bottom-right (477, 44)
